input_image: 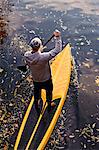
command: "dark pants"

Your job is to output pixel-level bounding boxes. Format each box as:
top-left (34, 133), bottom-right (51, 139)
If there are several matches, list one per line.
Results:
top-left (33, 78), bottom-right (53, 112)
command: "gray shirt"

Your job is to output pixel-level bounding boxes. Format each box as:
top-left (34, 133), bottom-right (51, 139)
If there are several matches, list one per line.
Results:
top-left (24, 37), bottom-right (62, 82)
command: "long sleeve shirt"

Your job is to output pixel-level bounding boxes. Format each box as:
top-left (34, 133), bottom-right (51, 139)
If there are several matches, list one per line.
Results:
top-left (24, 37), bottom-right (62, 82)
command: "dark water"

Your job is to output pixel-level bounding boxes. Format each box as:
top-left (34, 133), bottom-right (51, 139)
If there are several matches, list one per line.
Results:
top-left (0, 0), bottom-right (99, 149)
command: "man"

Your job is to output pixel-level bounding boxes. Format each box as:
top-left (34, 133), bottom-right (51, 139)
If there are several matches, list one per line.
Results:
top-left (24, 29), bottom-right (62, 115)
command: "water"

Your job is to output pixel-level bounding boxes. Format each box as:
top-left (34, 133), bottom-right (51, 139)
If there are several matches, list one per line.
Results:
top-left (0, 0), bottom-right (99, 149)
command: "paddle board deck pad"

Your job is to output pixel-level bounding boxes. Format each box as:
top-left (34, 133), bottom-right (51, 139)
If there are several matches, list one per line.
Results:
top-left (17, 103), bottom-right (38, 149)
top-left (14, 44), bottom-right (72, 150)
top-left (27, 99), bottom-right (60, 150)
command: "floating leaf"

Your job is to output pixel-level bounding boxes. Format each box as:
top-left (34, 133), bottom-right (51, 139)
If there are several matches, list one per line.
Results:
top-left (0, 68), bottom-right (4, 73)
top-left (69, 134), bottom-right (75, 138)
top-left (14, 88), bottom-right (17, 96)
top-left (9, 103), bottom-right (13, 107)
top-left (75, 130), bottom-right (80, 133)
top-left (61, 25), bottom-right (67, 30)
top-left (87, 140), bottom-right (91, 142)
top-left (0, 113), bottom-right (6, 121)
top-left (97, 139), bottom-right (99, 143)
top-left (84, 144), bottom-right (87, 149)
top-left (21, 98), bottom-right (25, 103)
top-left (96, 117), bottom-right (99, 121)
top-left (4, 145), bottom-right (8, 150)
top-left (97, 38), bottom-right (99, 40)
top-left (86, 40), bottom-right (91, 45)
top-left (91, 136), bottom-right (96, 142)
top-left (83, 135), bottom-right (87, 139)
top-left (80, 42), bottom-right (84, 46)
top-left (92, 123), bottom-right (96, 128)
top-left (26, 75), bottom-right (33, 83)
top-left (29, 30), bottom-right (35, 34)
top-left (62, 110), bottom-right (65, 114)
top-left (95, 78), bottom-right (99, 86)
top-left (82, 62), bottom-right (90, 68)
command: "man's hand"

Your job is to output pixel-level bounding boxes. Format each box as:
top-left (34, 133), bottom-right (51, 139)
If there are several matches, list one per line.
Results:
top-left (53, 29), bottom-right (61, 37)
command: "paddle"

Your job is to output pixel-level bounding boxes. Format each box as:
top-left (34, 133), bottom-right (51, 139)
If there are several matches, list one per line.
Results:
top-left (17, 34), bottom-right (54, 72)
top-left (17, 65), bottom-right (27, 72)
top-left (43, 34), bottom-right (54, 47)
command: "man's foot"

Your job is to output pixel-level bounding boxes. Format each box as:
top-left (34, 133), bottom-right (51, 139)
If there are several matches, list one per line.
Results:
top-left (51, 101), bottom-right (56, 107)
top-left (38, 99), bottom-right (43, 111)
top-left (48, 101), bottom-right (56, 112)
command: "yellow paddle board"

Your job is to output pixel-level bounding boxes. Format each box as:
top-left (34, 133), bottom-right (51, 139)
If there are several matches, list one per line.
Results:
top-left (14, 43), bottom-right (72, 150)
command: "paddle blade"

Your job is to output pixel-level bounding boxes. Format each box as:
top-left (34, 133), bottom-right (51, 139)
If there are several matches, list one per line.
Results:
top-left (17, 65), bottom-right (27, 72)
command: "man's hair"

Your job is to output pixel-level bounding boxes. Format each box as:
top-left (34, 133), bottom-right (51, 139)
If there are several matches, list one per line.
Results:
top-left (30, 37), bottom-right (42, 51)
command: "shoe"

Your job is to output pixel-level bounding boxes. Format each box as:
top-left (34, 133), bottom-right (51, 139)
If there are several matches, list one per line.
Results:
top-left (47, 102), bottom-right (56, 112)
top-left (38, 99), bottom-right (43, 111)
top-left (51, 101), bottom-right (56, 107)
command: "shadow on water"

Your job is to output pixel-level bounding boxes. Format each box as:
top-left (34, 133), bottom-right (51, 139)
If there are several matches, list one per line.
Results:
top-left (70, 58), bottom-right (80, 128)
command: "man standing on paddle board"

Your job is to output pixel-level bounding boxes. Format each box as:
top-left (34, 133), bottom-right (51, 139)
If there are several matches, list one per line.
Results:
top-left (24, 29), bottom-right (62, 115)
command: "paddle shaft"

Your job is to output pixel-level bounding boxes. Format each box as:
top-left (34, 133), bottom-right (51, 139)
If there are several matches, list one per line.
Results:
top-left (43, 34), bottom-right (54, 47)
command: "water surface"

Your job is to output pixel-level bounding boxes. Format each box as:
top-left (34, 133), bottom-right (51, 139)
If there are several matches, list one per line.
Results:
top-left (0, 0), bottom-right (99, 148)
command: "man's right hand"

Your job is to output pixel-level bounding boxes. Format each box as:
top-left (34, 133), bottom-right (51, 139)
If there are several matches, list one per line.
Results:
top-left (53, 29), bottom-right (61, 37)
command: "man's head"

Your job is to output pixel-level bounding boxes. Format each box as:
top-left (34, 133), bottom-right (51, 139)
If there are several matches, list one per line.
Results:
top-left (30, 37), bottom-right (42, 51)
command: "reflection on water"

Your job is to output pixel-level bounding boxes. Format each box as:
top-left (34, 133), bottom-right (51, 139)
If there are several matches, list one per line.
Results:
top-left (0, 17), bottom-right (8, 44)
top-left (23, 0), bottom-right (99, 15)
top-left (0, 0), bottom-right (10, 44)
